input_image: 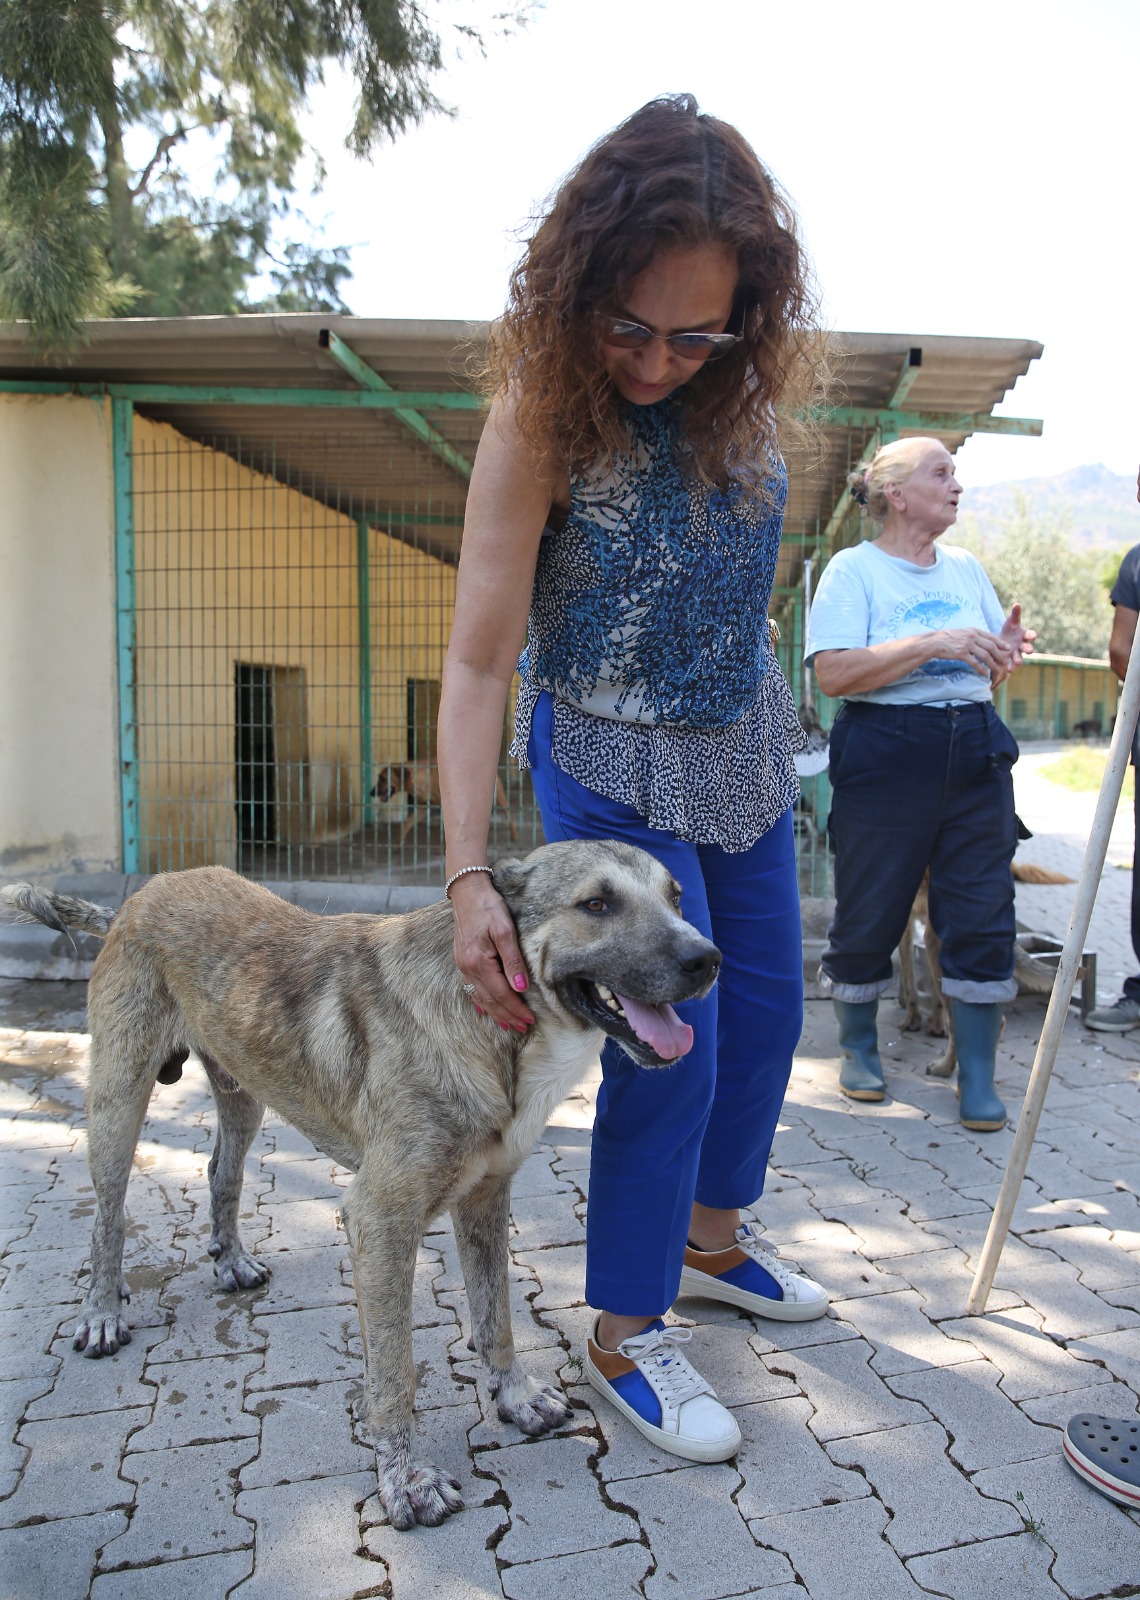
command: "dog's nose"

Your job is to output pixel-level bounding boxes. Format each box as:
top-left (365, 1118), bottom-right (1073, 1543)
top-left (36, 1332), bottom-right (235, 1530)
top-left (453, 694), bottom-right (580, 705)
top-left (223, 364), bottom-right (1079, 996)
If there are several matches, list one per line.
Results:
top-left (681, 943), bottom-right (721, 982)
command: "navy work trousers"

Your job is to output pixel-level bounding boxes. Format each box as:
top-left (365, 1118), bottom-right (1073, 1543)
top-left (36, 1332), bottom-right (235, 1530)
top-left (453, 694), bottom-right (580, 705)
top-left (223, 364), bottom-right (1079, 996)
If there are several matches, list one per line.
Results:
top-left (822, 700), bottom-right (1019, 1005)
top-left (526, 692), bottom-right (803, 1317)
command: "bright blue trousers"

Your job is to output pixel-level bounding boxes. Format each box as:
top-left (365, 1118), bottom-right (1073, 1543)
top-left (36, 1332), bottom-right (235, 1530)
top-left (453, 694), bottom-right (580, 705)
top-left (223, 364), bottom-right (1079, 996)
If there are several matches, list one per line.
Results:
top-left (527, 692), bottom-right (803, 1315)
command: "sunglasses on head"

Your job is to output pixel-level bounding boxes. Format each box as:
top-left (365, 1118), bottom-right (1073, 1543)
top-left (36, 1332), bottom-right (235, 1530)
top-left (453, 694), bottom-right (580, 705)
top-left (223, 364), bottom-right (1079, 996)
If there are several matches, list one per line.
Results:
top-left (598, 303), bottom-right (747, 361)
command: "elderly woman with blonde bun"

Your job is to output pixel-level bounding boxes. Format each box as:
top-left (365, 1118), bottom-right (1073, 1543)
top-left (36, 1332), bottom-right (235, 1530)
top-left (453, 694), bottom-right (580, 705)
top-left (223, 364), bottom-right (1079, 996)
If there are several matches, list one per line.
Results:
top-left (805, 436), bottom-right (1034, 1128)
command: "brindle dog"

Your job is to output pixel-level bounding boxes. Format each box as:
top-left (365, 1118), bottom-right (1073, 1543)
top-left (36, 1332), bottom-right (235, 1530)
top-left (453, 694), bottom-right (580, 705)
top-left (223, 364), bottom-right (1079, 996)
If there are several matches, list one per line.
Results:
top-left (1, 840), bottom-right (718, 1529)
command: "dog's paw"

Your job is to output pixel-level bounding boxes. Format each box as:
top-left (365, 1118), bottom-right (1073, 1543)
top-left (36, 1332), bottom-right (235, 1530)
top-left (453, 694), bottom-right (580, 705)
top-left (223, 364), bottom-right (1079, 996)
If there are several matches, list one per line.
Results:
top-left (73, 1311), bottom-right (131, 1358)
top-left (379, 1459), bottom-right (464, 1531)
top-left (493, 1371), bottom-right (573, 1436)
top-left (900, 1010), bottom-right (922, 1033)
top-left (212, 1249), bottom-right (271, 1292)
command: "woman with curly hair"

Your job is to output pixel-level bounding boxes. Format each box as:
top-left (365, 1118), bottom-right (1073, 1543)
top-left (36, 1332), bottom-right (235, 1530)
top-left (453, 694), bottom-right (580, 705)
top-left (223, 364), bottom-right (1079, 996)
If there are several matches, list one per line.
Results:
top-left (438, 95), bottom-right (829, 1463)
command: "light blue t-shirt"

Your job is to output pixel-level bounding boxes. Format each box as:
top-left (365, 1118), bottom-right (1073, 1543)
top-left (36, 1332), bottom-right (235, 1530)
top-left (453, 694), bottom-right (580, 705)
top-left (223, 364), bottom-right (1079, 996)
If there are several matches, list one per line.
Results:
top-left (804, 540), bottom-right (1006, 706)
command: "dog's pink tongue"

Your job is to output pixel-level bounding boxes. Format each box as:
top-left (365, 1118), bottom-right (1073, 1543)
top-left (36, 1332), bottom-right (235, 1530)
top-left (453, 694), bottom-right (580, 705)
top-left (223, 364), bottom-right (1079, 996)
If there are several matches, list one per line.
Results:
top-left (614, 995), bottom-right (694, 1061)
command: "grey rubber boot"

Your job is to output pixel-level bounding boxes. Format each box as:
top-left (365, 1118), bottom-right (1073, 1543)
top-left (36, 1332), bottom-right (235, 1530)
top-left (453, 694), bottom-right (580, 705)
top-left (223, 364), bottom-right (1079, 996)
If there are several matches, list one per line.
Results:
top-left (832, 999), bottom-right (885, 1102)
top-left (950, 999), bottom-right (1007, 1131)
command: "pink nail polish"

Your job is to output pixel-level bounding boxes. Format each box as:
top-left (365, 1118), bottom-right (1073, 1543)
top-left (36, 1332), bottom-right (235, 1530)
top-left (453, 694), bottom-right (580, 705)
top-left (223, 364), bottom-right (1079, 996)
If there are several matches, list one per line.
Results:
top-left (512, 974), bottom-right (528, 992)
top-left (474, 1005), bottom-right (484, 1016)
top-left (498, 1022), bottom-right (510, 1031)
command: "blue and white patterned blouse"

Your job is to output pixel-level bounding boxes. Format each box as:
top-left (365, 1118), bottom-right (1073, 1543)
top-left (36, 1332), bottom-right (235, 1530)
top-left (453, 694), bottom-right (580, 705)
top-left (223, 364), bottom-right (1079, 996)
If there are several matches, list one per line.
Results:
top-left (510, 398), bottom-right (805, 851)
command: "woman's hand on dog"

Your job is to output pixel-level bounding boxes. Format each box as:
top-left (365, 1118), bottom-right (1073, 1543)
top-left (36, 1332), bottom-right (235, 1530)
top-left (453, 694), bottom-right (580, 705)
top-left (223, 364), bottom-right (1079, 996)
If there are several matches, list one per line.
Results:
top-left (451, 875), bottom-right (534, 1032)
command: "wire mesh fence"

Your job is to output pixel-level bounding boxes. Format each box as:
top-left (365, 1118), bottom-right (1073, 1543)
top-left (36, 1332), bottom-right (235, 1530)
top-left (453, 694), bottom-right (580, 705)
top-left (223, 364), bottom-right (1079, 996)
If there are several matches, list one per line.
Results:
top-left (130, 413), bottom-right (841, 893)
top-left (131, 415), bottom-right (541, 886)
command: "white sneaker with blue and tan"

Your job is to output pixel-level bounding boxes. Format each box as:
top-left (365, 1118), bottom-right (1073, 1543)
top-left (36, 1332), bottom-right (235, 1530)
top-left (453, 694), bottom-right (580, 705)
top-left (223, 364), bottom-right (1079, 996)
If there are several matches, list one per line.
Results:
top-left (585, 1319), bottom-right (741, 1462)
top-left (678, 1223), bottom-right (829, 1321)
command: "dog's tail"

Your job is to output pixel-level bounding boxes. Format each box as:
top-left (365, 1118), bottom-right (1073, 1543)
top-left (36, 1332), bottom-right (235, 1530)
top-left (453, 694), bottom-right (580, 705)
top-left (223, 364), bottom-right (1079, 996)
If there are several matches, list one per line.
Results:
top-left (0, 882), bottom-right (115, 938)
top-left (1012, 862), bottom-right (1074, 885)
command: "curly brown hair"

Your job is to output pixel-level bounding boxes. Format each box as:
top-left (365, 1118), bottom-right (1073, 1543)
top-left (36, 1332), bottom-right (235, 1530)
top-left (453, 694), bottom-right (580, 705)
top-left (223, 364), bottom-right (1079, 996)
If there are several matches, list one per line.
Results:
top-left (481, 94), bottom-right (825, 498)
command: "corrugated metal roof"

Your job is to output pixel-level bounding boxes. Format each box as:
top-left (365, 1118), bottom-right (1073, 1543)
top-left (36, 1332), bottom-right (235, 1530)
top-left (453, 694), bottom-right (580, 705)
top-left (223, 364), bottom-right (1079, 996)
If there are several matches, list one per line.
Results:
top-left (0, 314), bottom-right (1042, 574)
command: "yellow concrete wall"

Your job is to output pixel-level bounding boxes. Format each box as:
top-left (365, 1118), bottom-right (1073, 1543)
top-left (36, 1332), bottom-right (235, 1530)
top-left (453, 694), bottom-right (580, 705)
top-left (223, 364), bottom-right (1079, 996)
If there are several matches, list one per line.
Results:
top-left (0, 394), bottom-right (120, 874)
top-left (132, 417), bottom-right (456, 871)
top-left (1003, 657), bottom-right (1118, 739)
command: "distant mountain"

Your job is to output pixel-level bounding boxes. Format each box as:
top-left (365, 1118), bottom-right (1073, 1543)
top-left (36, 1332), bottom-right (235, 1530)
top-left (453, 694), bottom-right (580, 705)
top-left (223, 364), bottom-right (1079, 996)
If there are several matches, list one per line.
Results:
top-left (959, 465), bottom-right (1139, 550)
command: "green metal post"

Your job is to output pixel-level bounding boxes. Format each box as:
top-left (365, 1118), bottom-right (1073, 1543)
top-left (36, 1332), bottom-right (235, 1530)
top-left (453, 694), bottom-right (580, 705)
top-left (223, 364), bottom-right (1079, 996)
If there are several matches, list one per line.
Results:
top-left (357, 516), bottom-right (375, 826)
top-left (112, 398), bottom-right (140, 873)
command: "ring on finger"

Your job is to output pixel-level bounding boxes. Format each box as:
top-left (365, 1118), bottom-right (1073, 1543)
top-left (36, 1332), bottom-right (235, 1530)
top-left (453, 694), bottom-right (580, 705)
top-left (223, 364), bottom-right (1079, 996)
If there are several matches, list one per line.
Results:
top-left (462, 982), bottom-right (478, 996)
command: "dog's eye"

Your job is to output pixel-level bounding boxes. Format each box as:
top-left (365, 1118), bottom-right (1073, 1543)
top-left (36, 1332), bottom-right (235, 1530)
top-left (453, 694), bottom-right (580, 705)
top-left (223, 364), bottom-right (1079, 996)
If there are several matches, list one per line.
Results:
top-left (670, 889), bottom-right (682, 909)
top-left (580, 897), bottom-right (608, 915)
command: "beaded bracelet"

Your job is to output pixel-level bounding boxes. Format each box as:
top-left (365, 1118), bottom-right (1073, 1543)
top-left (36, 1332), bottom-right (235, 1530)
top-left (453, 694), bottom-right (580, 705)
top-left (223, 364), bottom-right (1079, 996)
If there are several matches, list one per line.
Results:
top-left (444, 864), bottom-right (495, 899)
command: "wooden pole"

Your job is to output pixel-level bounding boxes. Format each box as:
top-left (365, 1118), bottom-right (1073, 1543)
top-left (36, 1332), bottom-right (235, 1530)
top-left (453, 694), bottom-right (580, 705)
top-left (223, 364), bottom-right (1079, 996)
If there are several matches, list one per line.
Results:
top-left (966, 642), bottom-right (1140, 1314)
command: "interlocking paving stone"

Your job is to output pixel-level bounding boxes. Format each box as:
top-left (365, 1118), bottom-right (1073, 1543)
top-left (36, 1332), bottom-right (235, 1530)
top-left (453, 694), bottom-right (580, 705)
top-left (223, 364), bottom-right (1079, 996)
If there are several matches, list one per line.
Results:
top-left (510, 1191), bottom-right (587, 1253)
top-left (258, 1153), bottom-right (345, 1204)
top-left (0, 1244), bottom-right (90, 1310)
top-left (0, 1510), bottom-right (128, 1600)
top-left (127, 1350), bottom-right (262, 1450)
top-left (515, 1242), bottom-right (587, 1312)
top-left (827, 1420), bottom-right (1024, 1558)
top-left (611, 1464), bottom-right (795, 1597)
top-left (246, 1305), bottom-right (362, 1390)
top-left (1001, 1259), bottom-right (1140, 1341)
top-left (25, 1324), bottom-right (169, 1420)
top-left (1019, 1379), bottom-right (1140, 1431)
top-left (233, 1472), bottom-right (382, 1599)
top-left (490, 1434), bottom-right (637, 1563)
top-left (974, 1451), bottom-right (1140, 1599)
top-left (763, 1336), bottom-right (930, 1443)
top-left (749, 1496), bottom-right (928, 1599)
top-left (152, 1284), bottom-right (267, 1363)
top-left (235, 1242), bottom-right (355, 1316)
top-left (91, 1549), bottom-right (254, 1599)
top-left (939, 1306), bottom-right (1116, 1402)
top-left (891, 1360), bottom-right (1057, 1471)
top-left (108, 1438), bottom-right (258, 1565)
top-left (774, 1221), bottom-right (910, 1302)
top-left (828, 1289), bottom-right (981, 1377)
top-left (243, 1376), bottom-right (372, 1486)
top-left (887, 1245), bottom-right (1022, 1322)
top-left (500, 1543), bottom-right (652, 1600)
top-left (0, 1406), bottom-right (147, 1528)
top-left (1023, 1221), bottom-right (1140, 1291)
top-left (0, 1372), bottom-right (52, 1496)
top-left (733, 1395), bottom-right (872, 1519)
top-left (907, 1530), bottom-right (1069, 1598)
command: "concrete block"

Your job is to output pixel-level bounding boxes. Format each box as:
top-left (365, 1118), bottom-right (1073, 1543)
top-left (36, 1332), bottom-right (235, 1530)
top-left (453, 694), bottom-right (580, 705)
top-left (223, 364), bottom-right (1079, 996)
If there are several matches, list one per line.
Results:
top-left (0, 1510), bottom-right (128, 1600)
top-left (1066, 1327), bottom-right (1140, 1393)
top-left (0, 1244), bottom-right (88, 1311)
top-left (1023, 1220), bottom-right (1140, 1291)
top-left (244, 1377), bottom-right (372, 1486)
top-left (1019, 1379), bottom-right (1139, 1431)
top-left (0, 1407), bottom-right (147, 1528)
top-left (127, 1350), bottom-right (262, 1451)
top-left (907, 1531), bottom-right (1068, 1598)
top-left (233, 1472), bottom-right (381, 1600)
top-left (828, 1420), bottom-right (1024, 1557)
top-left (891, 1360), bottom-right (1056, 1471)
top-left (509, 1191), bottom-right (586, 1253)
top-left (822, 1196), bottom-right (958, 1260)
top-left (973, 1449), bottom-right (1140, 1599)
top-left (939, 1305), bottom-right (1114, 1402)
top-left (259, 1153), bottom-right (345, 1203)
top-left (613, 1464), bottom-right (795, 1597)
top-left (246, 1305), bottom-right (363, 1391)
top-left (510, 1144), bottom-right (577, 1199)
top-left (110, 1438), bottom-right (259, 1565)
top-left (887, 1245), bottom-right (1022, 1322)
top-left (1007, 1258), bottom-right (1140, 1341)
top-left (767, 1337), bottom-right (929, 1443)
top-left (240, 1242), bottom-right (355, 1316)
top-left (733, 1395), bottom-right (872, 1520)
top-left (367, 1504), bottom-right (510, 1596)
top-left (92, 1550), bottom-right (254, 1599)
top-left (501, 1543), bottom-right (652, 1600)
top-left (748, 1496), bottom-right (922, 1600)
top-left (153, 1283), bottom-right (267, 1363)
top-left (492, 1434), bottom-right (637, 1563)
top-left (772, 1220), bottom-right (909, 1303)
top-left (0, 1302), bottom-right (67, 1383)
top-left (25, 1324), bottom-right (169, 1420)
top-left (828, 1289), bottom-right (980, 1377)
top-left (515, 1242), bottom-right (587, 1312)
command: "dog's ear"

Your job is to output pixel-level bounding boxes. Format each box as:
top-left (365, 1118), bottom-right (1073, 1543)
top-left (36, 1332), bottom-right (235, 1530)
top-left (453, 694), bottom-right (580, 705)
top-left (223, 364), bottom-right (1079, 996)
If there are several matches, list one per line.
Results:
top-left (490, 856), bottom-right (533, 907)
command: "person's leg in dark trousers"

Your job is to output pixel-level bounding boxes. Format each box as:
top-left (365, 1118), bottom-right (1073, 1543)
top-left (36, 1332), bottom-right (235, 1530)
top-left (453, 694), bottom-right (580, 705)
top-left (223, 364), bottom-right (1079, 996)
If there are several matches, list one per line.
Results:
top-left (822, 707), bottom-right (946, 999)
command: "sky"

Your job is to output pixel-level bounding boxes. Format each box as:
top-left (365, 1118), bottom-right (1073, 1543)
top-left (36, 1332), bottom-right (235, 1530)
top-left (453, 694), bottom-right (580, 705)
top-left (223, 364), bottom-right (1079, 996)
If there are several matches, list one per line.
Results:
top-left (287, 0), bottom-right (1138, 491)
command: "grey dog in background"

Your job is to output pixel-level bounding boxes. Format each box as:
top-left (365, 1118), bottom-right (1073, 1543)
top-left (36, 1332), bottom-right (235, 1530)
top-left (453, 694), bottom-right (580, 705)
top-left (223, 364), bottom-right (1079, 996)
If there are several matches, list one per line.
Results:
top-left (1, 841), bottom-right (719, 1530)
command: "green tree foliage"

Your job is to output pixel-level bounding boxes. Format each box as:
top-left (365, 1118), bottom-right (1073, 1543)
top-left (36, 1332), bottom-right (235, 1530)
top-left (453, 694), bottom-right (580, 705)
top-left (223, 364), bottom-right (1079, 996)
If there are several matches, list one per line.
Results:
top-left (957, 493), bottom-right (1120, 661)
top-left (0, 1), bottom-right (521, 348)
